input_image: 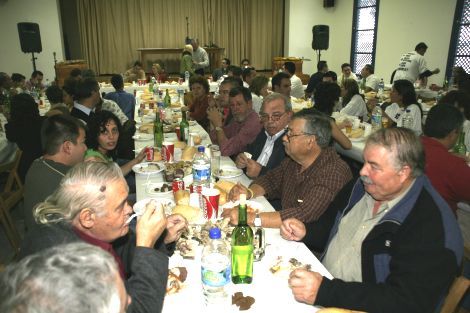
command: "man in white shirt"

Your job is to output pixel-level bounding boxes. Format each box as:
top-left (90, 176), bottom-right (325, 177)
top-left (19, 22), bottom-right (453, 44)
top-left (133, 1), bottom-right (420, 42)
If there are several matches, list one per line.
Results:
top-left (338, 63), bottom-right (357, 88)
top-left (283, 61), bottom-right (304, 98)
top-left (235, 93), bottom-right (292, 178)
top-left (70, 78), bottom-right (100, 125)
top-left (242, 66), bottom-right (257, 87)
top-left (272, 72), bottom-right (292, 98)
top-left (393, 42), bottom-right (440, 84)
top-left (360, 64), bottom-right (380, 92)
top-left (190, 38), bottom-right (209, 75)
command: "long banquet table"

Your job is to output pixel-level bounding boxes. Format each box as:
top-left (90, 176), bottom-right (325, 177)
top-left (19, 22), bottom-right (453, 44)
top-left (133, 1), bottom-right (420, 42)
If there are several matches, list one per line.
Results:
top-left (100, 81), bottom-right (219, 95)
top-left (132, 105), bottom-right (332, 311)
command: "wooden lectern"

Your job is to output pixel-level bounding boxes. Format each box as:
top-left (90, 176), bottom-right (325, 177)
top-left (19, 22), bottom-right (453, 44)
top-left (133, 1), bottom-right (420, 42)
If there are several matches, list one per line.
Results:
top-left (55, 60), bottom-right (88, 87)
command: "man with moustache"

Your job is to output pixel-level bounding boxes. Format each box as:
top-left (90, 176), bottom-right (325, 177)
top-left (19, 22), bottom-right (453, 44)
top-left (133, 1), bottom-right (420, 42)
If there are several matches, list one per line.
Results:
top-left (280, 128), bottom-right (463, 313)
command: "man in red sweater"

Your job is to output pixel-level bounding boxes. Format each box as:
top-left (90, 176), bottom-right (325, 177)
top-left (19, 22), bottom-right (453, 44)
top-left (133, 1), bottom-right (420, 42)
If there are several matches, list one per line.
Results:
top-left (422, 104), bottom-right (470, 214)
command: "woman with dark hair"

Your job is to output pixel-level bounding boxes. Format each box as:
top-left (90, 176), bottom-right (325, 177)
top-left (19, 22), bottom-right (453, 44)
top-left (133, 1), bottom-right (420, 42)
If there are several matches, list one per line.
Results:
top-left (439, 90), bottom-right (470, 151)
top-left (313, 82), bottom-right (352, 150)
top-left (385, 79), bottom-right (423, 134)
top-left (186, 75), bottom-right (215, 131)
top-left (249, 75), bottom-right (269, 113)
top-left (339, 78), bottom-right (368, 121)
top-left (5, 93), bottom-right (46, 182)
top-left (84, 110), bottom-right (145, 176)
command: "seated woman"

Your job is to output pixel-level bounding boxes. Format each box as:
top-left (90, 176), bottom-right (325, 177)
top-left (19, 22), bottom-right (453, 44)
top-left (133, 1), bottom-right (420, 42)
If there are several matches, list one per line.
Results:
top-left (84, 110), bottom-right (145, 177)
top-left (384, 79), bottom-right (423, 135)
top-left (439, 90), bottom-right (470, 151)
top-left (180, 45), bottom-right (195, 78)
top-left (185, 75), bottom-right (215, 131)
top-left (249, 75), bottom-right (269, 113)
top-left (314, 82), bottom-right (352, 150)
top-left (5, 93), bottom-right (46, 182)
top-left (148, 63), bottom-right (168, 83)
top-left (340, 78), bottom-right (368, 121)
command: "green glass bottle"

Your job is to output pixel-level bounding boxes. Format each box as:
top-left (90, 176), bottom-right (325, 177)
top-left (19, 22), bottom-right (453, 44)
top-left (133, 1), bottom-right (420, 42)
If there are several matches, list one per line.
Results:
top-left (154, 109), bottom-right (164, 148)
top-left (179, 109), bottom-right (189, 143)
top-left (231, 194), bottom-right (253, 284)
top-left (164, 89), bottom-right (171, 108)
top-left (453, 131), bottom-right (467, 156)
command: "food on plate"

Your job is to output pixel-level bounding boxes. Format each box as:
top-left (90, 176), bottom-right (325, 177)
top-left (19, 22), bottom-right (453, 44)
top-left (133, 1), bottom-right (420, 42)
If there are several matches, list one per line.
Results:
top-left (181, 146), bottom-right (197, 161)
top-left (153, 183), bottom-right (171, 193)
top-left (214, 180), bottom-right (236, 205)
top-left (192, 135), bottom-right (202, 145)
top-left (165, 161), bottom-right (192, 177)
top-left (269, 256), bottom-right (311, 275)
top-left (176, 239), bottom-right (198, 259)
top-left (172, 204), bottom-right (202, 223)
top-left (217, 168), bottom-right (242, 177)
top-left (174, 190), bottom-right (190, 205)
top-left (348, 128), bottom-right (364, 139)
top-left (232, 292), bottom-right (255, 311)
top-left (136, 162), bottom-right (161, 172)
top-left (139, 123), bottom-right (153, 134)
top-left (166, 267), bottom-right (188, 295)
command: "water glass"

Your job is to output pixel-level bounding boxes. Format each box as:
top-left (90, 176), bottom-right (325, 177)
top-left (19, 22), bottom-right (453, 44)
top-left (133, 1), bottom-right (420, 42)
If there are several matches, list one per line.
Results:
top-left (210, 145), bottom-right (221, 176)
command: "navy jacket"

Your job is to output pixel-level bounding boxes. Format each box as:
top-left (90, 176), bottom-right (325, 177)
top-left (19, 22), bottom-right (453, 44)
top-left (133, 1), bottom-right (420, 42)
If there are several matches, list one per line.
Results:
top-left (246, 129), bottom-right (286, 177)
top-left (302, 176), bottom-right (463, 313)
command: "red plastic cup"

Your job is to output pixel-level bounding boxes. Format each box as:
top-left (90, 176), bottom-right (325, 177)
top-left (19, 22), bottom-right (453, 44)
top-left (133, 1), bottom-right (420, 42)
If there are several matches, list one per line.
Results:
top-left (161, 141), bottom-right (174, 162)
top-left (144, 147), bottom-right (154, 161)
top-left (202, 188), bottom-right (220, 220)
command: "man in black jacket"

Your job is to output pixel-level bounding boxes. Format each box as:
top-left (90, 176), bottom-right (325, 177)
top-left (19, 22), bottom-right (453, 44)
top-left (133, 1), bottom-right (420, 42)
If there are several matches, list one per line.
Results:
top-left (281, 127), bottom-right (463, 313)
top-left (235, 92), bottom-right (292, 178)
top-left (19, 162), bottom-right (187, 313)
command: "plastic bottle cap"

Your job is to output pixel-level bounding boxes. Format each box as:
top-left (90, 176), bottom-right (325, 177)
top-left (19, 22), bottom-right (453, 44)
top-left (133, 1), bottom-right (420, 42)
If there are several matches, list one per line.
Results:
top-left (198, 146), bottom-right (205, 153)
top-left (209, 227), bottom-right (221, 239)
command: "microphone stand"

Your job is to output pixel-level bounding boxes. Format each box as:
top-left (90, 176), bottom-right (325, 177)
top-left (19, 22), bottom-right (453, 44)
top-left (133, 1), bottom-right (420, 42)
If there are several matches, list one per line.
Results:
top-left (185, 17), bottom-right (190, 44)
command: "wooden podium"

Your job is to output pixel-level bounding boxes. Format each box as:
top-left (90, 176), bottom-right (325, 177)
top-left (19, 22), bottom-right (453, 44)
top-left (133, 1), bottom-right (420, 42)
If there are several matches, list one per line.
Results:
top-left (272, 57), bottom-right (310, 84)
top-left (55, 60), bottom-right (88, 87)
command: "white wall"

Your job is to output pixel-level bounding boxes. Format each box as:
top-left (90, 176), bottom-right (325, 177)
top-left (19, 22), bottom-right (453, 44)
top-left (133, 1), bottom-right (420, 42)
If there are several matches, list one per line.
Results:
top-left (0, 0), bottom-right (64, 82)
top-left (286, 0), bottom-right (457, 85)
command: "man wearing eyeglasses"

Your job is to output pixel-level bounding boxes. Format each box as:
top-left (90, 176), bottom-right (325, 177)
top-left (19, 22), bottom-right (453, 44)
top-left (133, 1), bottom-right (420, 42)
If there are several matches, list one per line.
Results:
top-left (235, 93), bottom-right (292, 178)
top-left (224, 109), bottom-right (352, 228)
top-left (208, 86), bottom-right (262, 157)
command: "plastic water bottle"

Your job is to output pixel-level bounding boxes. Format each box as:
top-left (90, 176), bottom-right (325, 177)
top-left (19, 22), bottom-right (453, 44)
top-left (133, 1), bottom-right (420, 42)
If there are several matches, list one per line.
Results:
top-left (371, 104), bottom-right (383, 132)
top-left (192, 146), bottom-right (211, 187)
top-left (185, 71), bottom-right (190, 83)
top-left (402, 109), bottom-right (414, 130)
top-left (201, 227), bottom-right (231, 306)
top-left (377, 79), bottom-right (385, 100)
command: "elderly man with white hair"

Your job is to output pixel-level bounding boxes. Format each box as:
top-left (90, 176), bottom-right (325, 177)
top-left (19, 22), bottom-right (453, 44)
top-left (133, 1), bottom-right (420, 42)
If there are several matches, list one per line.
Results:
top-left (19, 162), bottom-right (187, 313)
top-left (1, 242), bottom-right (130, 313)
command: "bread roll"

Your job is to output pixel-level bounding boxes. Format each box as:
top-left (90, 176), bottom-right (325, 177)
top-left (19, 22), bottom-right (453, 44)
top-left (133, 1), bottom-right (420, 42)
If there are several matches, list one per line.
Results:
top-left (193, 135), bottom-right (202, 145)
top-left (153, 150), bottom-right (163, 161)
top-left (174, 190), bottom-right (190, 205)
top-left (181, 146), bottom-right (197, 161)
top-left (349, 128), bottom-right (364, 138)
top-left (172, 204), bottom-right (201, 223)
top-left (218, 191), bottom-right (228, 206)
top-left (215, 180), bottom-right (236, 194)
top-left (174, 141), bottom-right (187, 149)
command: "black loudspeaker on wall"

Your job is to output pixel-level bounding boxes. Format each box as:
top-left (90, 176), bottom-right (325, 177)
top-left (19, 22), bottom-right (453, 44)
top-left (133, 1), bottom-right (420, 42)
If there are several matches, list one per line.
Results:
top-left (17, 22), bottom-right (42, 53)
top-left (312, 25), bottom-right (329, 50)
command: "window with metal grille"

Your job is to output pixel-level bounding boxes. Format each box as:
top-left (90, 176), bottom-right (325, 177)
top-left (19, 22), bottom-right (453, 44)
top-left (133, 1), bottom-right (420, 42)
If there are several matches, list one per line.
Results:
top-left (350, 0), bottom-right (380, 75)
top-left (446, 0), bottom-right (470, 79)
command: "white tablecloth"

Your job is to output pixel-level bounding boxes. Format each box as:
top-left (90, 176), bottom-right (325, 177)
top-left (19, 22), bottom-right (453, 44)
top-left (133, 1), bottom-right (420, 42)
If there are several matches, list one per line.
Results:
top-left (132, 119), bottom-right (332, 312)
top-left (100, 81), bottom-right (219, 95)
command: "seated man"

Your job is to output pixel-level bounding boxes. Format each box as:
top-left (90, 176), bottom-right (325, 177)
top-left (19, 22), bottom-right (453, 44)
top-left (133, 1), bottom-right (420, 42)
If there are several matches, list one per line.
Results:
top-left (360, 64), bottom-right (380, 92)
top-left (322, 71), bottom-right (337, 83)
top-left (25, 70), bottom-right (44, 91)
top-left (281, 128), bottom-right (463, 312)
top-left (105, 74), bottom-right (136, 120)
top-left (337, 63), bottom-right (357, 88)
top-left (71, 78), bottom-right (100, 124)
top-left (24, 114), bottom-right (87, 231)
top-left (216, 76), bottom-right (243, 126)
top-left (213, 57), bottom-right (230, 81)
top-left (20, 162), bottom-right (187, 313)
top-left (421, 104), bottom-right (470, 214)
top-left (235, 93), bottom-right (292, 178)
top-left (124, 61), bottom-right (146, 83)
top-left (208, 86), bottom-right (262, 157)
top-left (305, 60), bottom-right (328, 99)
top-left (271, 72), bottom-right (292, 98)
top-left (45, 85), bottom-right (70, 116)
top-left (283, 61), bottom-right (304, 99)
top-left (11, 73), bottom-right (26, 94)
top-left (225, 110), bottom-right (352, 228)
top-left (0, 242), bottom-right (130, 313)
top-left (242, 66), bottom-right (257, 87)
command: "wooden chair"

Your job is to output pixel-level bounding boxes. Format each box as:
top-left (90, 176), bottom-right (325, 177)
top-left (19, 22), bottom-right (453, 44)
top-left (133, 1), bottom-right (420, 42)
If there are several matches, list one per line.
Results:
top-left (0, 149), bottom-right (24, 255)
top-left (440, 276), bottom-right (470, 313)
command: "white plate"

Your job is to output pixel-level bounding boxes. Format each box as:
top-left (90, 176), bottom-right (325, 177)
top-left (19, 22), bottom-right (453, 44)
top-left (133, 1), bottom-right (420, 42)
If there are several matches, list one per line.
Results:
top-left (132, 161), bottom-right (165, 175)
top-left (132, 133), bottom-right (153, 141)
top-left (146, 182), bottom-right (173, 196)
top-left (188, 120), bottom-right (197, 126)
top-left (133, 198), bottom-right (175, 216)
top-left (215, 166), bottom-right (243, 179)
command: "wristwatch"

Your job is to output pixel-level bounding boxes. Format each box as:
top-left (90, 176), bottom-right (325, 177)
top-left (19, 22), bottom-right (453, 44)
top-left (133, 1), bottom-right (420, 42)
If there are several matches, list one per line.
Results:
top-left (254, 213), bottom-right (262, 227)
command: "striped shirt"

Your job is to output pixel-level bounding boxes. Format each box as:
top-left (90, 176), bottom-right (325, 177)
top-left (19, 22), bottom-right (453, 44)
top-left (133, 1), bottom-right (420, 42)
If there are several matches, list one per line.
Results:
top-left (254, 147), bottom-right (352, 222)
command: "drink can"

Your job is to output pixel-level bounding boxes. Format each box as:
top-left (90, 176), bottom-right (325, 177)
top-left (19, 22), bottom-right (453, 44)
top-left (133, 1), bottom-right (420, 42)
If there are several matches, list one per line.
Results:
top-left (172, 178), bottom-right (185, 193)
top-left (189, 182), bottom-right (203, 194)
top-left (175, 126), bottom-right (181, 140)
top-left (144, 147), bottom-right (154, 161)
top-left (162, 141), bottom-right (175, 162)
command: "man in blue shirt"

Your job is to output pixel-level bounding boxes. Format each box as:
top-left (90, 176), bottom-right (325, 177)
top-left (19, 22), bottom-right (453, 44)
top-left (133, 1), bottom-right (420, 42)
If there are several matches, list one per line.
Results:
top-left (105, 74), bottom-right (135, 120)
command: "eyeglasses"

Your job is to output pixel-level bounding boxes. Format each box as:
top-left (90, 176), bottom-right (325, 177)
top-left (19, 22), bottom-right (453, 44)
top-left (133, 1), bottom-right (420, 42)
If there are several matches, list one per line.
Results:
top-left (284, 128), bottom-right (314, 142)
top-left (259, 112), bottom-right (286, 122)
